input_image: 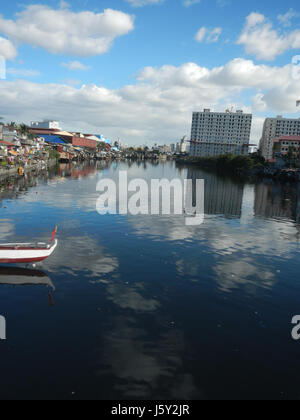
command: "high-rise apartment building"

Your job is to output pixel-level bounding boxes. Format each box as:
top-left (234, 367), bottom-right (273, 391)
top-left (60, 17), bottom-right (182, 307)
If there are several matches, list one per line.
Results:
top-left (259, 116), bottom-right (300, 160)
top-left (190, 109), bottom-right (252, 157)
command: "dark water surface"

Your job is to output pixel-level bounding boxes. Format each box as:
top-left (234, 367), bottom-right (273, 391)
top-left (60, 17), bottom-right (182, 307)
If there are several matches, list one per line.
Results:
top-left (1, 161), bottom-right (300, 400)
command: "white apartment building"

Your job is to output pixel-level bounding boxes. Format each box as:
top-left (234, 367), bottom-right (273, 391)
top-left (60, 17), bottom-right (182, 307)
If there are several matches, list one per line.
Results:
top-left (180, 136), bottom-right (188, 154)
top-left (259, 116), bottom-right (300, 161)
top-left (189, 109), bottom-right (252, 157)
top-left (31, 120), bottom-right (60, 130)
top-left (0, 125), bottom-right (18, 143)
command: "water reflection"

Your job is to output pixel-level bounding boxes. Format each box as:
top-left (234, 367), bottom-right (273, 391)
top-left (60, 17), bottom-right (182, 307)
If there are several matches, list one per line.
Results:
top-left (0, 170), bottom-right (50, 204)
top-left (99, 315), bottom-right (202, 399)
top-left (213, 259), bottom-right (276, 294)
top-left (44, 234), bottom-right (119, 280)
top-left (1, 161), bottom-right (300, 399)
top-left (0, 267), bottom-right (55, 290)
top-left (187, 167), bottom-right (244, 218)
top-left (255, 182), bottom-right (300, 223)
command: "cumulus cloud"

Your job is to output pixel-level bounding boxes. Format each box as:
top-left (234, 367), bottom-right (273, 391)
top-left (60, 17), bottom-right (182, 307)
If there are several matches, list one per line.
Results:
top-left (195, 27), bottom-right (222, 43)
top-left (0, 4), bottom-right (134, 57)
top-left (0, 36), bottom-right (17, 60)
top-left (61, 61), bottom-right (90, 71)
top-left (0, 58), bottom-right (298, 145)
top-left (237, 12), bottom-right (300, 61)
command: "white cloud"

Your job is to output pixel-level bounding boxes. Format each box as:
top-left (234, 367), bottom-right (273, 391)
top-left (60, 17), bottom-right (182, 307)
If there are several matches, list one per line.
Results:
top-left (6, 68), bottom-right (40, 77)
top-left (207, 27), bottom-right (222, 43)
top-left (195, 27), bottom-right (222, 43)
top-left (237, 12), bottom-right (300, 61)
top-left (0, 58), bottom-right (298, 145)
top-left (195, 27), bottom-right (206, 42)
top-left (252, 93), bottom-right (268, 112)
top-left (0, 4), bottom-right (134, 57)
top-left (183, 0), bottom-right (201, 7)
top-left (126, 0), bottom-right (163, 7)
top-left (278, 9), bottom-right (299, 27)
top-left (61, 61), bottom-right (90, 71)
top-left (63, 79), bottom-right (82, 86)
top-left (0, 36), bottom-right (17, 60)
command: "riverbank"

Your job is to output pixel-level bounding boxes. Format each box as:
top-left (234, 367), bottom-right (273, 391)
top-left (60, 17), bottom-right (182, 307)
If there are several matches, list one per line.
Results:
top-left (0, 158), bottom-right (58, 180)
top-left (176, 154), bottom-right (266, 178)
top-left (175, 154), bottom-right (300, 182)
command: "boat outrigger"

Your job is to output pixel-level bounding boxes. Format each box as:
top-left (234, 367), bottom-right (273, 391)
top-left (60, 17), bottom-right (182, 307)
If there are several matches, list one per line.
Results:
top-left (0, 227), bottom-right (58, 264)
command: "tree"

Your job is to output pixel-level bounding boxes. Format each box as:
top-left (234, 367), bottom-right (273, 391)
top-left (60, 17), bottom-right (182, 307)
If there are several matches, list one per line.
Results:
top-left (18, 123), bottom-right (29, 136)
top-left (8, 122), bottom-right (17, 130)
top-left (17, 123), bottom-right (35, 140)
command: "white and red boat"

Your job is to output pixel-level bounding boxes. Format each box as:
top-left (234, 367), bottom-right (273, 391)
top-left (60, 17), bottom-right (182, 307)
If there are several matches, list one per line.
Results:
top-left (0, 227), bottom-right (58, 264)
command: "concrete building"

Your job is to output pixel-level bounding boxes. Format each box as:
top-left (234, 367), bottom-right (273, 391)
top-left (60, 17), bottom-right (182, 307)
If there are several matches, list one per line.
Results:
top-left (273, 135), bottom-right (300, 157)
top-left (0, 125), bottom-right (18, 143)
top-left (31, 120), bottom-right (60, 130)
top-left (157, 145), bottom-right (171, 154)
top-left (180, 136), bottom-right (188, 154)
top-left (259, 116), bottom-right (300, 161)
top-left (190, 109), bottom-right (252, 157)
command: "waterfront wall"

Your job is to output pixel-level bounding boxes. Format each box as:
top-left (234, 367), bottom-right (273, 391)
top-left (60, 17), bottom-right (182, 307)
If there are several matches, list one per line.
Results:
top-left (0, 158), bottom-right (58, 180)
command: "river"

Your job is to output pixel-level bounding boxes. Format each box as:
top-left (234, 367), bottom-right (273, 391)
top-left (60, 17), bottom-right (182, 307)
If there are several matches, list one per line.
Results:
top-left (0, 160), bottom-right (300, 400)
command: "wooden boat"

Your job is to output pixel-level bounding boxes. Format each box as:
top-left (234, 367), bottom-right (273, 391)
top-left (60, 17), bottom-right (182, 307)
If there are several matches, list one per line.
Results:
top-left (0, 227), bottom-right (58, 264)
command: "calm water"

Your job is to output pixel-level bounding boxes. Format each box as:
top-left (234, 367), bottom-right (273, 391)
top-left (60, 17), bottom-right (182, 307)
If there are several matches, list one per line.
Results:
top-left (1, 161), bottom-right (300, 400)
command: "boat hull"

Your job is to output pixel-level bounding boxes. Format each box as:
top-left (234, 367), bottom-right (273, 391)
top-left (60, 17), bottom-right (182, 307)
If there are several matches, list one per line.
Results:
top-left (0, 240), bottom-right (58, 264)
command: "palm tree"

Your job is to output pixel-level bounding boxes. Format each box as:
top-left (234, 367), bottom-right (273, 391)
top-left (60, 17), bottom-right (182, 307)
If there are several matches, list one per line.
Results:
top-left (17, 123), bottom-right (35, 140)
top-left (18, 123), bottom-right (28, 136)
top-left (8, 122), bottom-right (17, 130)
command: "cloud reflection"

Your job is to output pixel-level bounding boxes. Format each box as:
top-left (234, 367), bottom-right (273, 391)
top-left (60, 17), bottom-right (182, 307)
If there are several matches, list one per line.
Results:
top-left (44, 234), bottom-right (119, 280)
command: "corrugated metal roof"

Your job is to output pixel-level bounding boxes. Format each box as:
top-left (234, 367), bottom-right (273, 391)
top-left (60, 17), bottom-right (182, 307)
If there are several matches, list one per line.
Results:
top-left (56, 131), bottom-right (73, 137)
top-left (0, 140), bottom-right (15, 146)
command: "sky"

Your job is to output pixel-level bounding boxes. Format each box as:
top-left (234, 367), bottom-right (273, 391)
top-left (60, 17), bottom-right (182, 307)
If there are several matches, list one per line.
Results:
top-left (0, 0), bottom-right (299, 145)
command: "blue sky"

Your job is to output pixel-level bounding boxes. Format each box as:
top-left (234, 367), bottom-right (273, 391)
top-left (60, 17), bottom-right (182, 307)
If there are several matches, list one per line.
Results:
top-left (0, 0), bottom-right (299, 144)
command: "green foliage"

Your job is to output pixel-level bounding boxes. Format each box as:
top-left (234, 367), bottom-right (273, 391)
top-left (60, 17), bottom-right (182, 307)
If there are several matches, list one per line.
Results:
top-left (178, 153), bottom-right (266, 176)
top-left (49, 149), bottom-right (60, 160)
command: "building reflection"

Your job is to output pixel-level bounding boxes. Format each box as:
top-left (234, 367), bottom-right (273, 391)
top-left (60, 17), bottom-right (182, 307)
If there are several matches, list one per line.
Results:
top-left (0, 161), bottom-right (111, 208)
top-left (58, 161), bottom-right (111, 179)
top-left (254, 182), bottom-right (300, 223)
top-left (186, 168), bottom-right (244, 218)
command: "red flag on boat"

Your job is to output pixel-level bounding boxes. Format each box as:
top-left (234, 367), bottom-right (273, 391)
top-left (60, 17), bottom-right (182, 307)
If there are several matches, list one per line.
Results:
top-left (50, 226), bottom-right (58, 243)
